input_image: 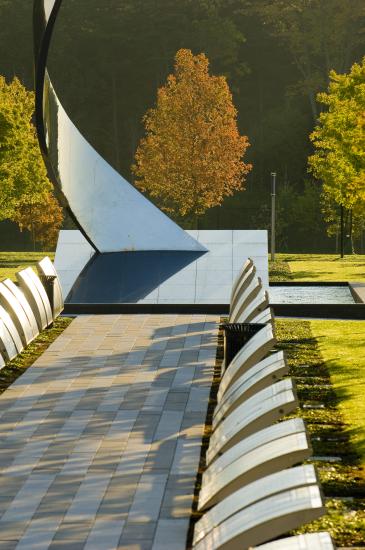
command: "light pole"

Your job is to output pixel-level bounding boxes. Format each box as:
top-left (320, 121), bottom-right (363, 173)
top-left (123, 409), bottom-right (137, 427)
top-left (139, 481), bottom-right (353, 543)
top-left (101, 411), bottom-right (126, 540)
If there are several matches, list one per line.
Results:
top-left (271, 172), bottom-right (276, 262)
top-left (340, 204), bottom-right (344, 258)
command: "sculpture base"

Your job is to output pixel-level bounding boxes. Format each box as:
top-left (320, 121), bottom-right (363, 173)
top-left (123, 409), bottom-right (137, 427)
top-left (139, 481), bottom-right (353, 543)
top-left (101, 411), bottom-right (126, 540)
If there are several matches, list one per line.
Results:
top-left (67, 250), bottom-right (205, 303)
top-left (55, 230), bottom-right (269, 305)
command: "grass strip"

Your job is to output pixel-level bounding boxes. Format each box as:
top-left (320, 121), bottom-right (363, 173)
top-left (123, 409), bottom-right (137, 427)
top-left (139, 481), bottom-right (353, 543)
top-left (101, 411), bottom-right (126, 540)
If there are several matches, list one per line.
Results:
top-left (0, 316), bottom-right (73, 395)
top-left (272, 253), bottom-right (365, 282)
top-left (269, 259), bottom-right (293, 281)
top-left (276, 319), bottom-right (365, 547)
top-left (0, 251), bottom-right (55, 282)
top-left (310, 320), bottom-right (365, 466)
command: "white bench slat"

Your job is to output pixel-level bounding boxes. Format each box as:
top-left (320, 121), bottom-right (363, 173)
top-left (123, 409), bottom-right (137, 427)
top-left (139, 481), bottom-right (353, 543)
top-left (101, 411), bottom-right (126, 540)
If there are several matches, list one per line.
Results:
top-left (199, 432), bottom-right (311, 510)
top-left (0, 283), bottom-right (35, 346)
top-left (250, 307), bottom-right (274, 325)
top-left (193, 485), bottom-right (325, 549)
top-left (219, 324), bottom-right (275, 395)
top-left (194, 465), bottom-right (317, 543)
top-left (230, 258), bottom-right (253, 309)
top-left (230, 276), bottom-right (262, 323)
top-left (252, 532), bottom-right (335, 549)
top-left (0, 317), bottom-right (19, 361)
top-left (37, 256), bottom-right (64, 318)
top-left (205, 418), bottom-right (306, 479)
top-left (0, 304), bottom-right (23, 356)
top-left (207, 382), bottom-right (298, 464)
top-left (16, 268), bottom-right (52, 330)
top-left (213, 351), bottom-right (288, 429)
top-left (235, 289), bottom-right (269, 323)
top-left (2, 279), bottom-right (39, 340)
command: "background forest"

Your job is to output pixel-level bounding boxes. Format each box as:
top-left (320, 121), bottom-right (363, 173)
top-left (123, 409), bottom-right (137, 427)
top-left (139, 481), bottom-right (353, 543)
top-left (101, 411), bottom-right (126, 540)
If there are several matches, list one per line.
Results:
top-left (0, 0), bottom-right (364, 252)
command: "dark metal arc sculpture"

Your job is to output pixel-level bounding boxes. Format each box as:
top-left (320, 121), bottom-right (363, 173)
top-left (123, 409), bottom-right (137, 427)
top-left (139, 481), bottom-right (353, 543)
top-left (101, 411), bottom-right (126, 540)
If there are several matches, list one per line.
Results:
top-left (33, 0), bottom-right (97, 251)
top-left (32, 0), bottom-right (205, 255)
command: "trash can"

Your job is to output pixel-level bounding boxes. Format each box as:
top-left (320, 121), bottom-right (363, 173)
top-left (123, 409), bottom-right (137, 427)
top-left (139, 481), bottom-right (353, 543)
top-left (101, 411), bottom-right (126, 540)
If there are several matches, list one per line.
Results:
top-left (40, 274), bottom-right (57, 317)
top-left (221, 323), bottom-right (266, 370)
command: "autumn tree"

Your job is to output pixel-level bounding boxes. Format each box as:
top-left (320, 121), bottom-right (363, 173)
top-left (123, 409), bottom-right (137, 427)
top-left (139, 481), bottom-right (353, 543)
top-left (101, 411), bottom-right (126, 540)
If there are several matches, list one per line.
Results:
top-left (132, 49), bottom-right (251, 223)
top-left (14, 191), bottom-right (64, 250)
top-left (0, 76), bottom-right (63, 247)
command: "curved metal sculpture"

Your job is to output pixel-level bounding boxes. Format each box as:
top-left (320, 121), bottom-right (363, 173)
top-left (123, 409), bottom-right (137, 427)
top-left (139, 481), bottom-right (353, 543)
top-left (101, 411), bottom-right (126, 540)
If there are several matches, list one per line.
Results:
top-left (33, 0), bottom-right (205, 254)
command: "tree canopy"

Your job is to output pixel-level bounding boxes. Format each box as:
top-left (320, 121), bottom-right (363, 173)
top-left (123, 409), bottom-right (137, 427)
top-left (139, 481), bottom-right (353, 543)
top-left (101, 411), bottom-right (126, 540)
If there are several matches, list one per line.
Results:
top-left (0, 0), bottom-right (364, 251)
top-left (0, 76), bottom-right (63, 246)
top-left (132, 49), bottom-right (251, 221)
top-left (309, 57), bottom-right (365, 210)
top-left (240, 0), bottom-right (365, 121)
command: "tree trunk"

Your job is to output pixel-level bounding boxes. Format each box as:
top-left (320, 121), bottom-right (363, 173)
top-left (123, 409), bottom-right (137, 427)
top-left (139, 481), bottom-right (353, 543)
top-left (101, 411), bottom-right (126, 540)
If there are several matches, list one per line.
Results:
top-left (349, 209), bottom-right (355, 254)
top-left (340, 205), bottom-right (344, 258)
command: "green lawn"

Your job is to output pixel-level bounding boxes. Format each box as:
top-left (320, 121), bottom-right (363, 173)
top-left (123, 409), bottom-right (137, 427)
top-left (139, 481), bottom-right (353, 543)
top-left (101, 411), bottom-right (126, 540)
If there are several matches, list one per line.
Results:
top-left (270, 253), bottom-right (365, 282)
top-left (276, 319), bottom-right (365, 546)
top-left (0, 252), bottom-right (54, 282)
top-left (310, 320), bottom-right (365, 465)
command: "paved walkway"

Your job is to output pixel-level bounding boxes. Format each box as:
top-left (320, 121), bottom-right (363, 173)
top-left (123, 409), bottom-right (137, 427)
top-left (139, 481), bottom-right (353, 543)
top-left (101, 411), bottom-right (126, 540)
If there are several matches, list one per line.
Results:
top-left (0, 314), bottom-right (219, 550)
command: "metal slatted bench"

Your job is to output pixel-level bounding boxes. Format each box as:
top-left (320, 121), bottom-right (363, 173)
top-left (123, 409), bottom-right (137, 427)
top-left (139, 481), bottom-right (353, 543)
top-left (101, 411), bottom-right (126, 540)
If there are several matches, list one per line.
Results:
top-left (235, 289), bottom-right (270, 323)
top-left (0, 259), bottom-right (63, 369)
top-left (252, 532), bottom-right (335, 549)
top-left (230, 276), bottom-right (262, 323)
top-left (193, 258), bottom-right (332, 549)
top-left (250, 307), bottom-right (274, 325)
top-left (37, 256), bottom-right (64, 319)
top-left (230, 258), bottom-right (254, 311)
top-left (193, 486), bottom-right (326, 550)
top-left (2, 279), bottom-right (39, 341)
top-left (199, 432), bottom-right (311, 510)
top-left (213, 351), bottom-right (288, 429)
top-left (0, 304), bottom-right (23, 360)
top-left (194, 465), bottom-right (318, 544)
top-left (205, 419), bottom-right (306, 474)
top-left (207, 380), bottom-right (298, 463)
top-left (0, 282), bottom-right (36, 346)
top-left (16, 267), bottom-right (53, 330)
top-left (219, 324), bottom-right (276, 392)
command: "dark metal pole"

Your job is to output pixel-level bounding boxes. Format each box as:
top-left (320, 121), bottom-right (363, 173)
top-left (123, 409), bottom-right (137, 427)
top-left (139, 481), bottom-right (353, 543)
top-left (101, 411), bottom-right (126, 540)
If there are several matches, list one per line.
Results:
top-left (340, 204), bottom-right (344, 258)
top-left (271, 172), bottom-right (276, 261)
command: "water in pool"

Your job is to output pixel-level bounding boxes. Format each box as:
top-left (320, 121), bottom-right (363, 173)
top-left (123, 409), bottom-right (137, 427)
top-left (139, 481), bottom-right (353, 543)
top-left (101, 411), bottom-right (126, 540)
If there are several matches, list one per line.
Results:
top-left (269, 285), bottom-right (355, 304)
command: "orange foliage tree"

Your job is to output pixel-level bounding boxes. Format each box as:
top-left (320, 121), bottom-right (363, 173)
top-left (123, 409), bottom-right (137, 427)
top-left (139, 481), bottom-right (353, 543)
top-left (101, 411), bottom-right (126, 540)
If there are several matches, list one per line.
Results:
top-left (13, 191), bottom-right (63, 250)
top-left (132, 49), bottom-right (252, 223)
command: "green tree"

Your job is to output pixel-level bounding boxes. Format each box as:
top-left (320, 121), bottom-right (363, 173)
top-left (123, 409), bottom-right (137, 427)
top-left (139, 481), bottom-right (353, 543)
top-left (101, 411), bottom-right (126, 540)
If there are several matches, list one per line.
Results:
top-left (309, 57), bottom-right (365, 211)
top-left (0, 76), bottom-right (63, 244)
top-left (309, 57), bottom-right (365, 253)
top-left (132, 49), bottom-right (251, 224)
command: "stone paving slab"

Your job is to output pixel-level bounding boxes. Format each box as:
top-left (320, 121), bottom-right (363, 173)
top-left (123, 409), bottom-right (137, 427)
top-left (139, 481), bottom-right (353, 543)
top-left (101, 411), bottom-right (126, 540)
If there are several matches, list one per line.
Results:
top-left (0, 314), bottom-right (219, 549)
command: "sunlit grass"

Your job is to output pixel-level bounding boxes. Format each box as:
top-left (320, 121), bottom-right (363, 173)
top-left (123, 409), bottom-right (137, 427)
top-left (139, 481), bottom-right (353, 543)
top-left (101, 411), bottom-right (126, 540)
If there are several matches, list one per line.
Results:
top-left (272, 253), bottom-right (365, 282)
top-left (310, 320), bottom-right (365, 466)
top-left (276, 319), bottom-right (365, 546)
top-left (0, 251), bottom-right (54, 282)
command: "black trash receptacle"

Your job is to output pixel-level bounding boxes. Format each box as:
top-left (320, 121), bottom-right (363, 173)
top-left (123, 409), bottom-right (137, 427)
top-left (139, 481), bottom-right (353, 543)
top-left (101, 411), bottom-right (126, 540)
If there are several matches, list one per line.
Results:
top-left (221, 323), bottom-right (266, 370)
top-left (40, 274), bottom-right (57, 317)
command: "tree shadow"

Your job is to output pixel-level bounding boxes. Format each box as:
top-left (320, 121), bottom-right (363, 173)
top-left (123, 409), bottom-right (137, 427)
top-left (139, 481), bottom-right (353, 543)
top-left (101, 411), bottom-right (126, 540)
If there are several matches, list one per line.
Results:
top-left (0, 318), bottom-right (218, 545)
